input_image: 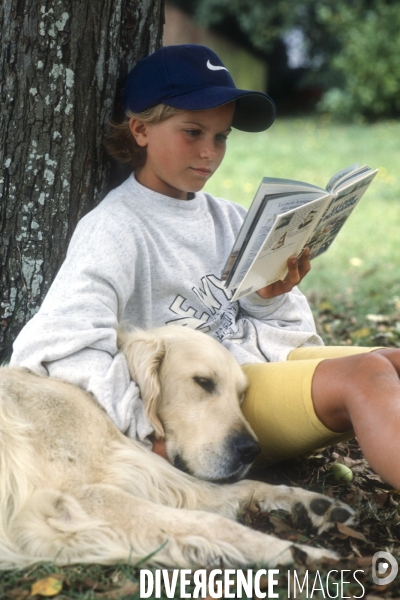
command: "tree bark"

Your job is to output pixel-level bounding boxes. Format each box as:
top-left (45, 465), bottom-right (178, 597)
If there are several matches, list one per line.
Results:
top-left (0, 0), bottom-right (164, 361)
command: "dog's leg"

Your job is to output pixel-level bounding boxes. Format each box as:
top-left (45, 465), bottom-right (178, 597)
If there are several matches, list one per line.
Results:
top-left (10, 484), bottom-right (334, 568)
top-left (219, 480), bottom-right (355, 534)
top-left (187, 479), bottom-right (354, 535)
top-left (172, 477), bottom-right (354, 534)
top-left (106, 447), bottom-right (354, 534)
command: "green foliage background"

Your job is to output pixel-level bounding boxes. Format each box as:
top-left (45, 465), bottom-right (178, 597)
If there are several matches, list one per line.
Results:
top-left (173, 0), bottom-right (400, 120)
top-left (318, 2), bottom-right (400, 119)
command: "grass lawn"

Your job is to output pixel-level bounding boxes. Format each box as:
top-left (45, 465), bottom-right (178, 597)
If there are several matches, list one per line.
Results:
top-left (205, 116), bottom-right (400, 329)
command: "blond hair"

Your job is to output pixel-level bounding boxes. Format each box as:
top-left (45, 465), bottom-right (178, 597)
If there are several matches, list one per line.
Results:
top-left (104, 104), bottom-right (181, 170)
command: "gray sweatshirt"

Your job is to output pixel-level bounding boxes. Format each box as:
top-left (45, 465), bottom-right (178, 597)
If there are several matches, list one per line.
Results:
top-left (11, 174), bottom-right (323, 442)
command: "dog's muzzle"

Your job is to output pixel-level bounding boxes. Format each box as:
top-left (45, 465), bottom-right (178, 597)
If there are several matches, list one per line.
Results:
top-left (172, 433), bottom-right (262, 482)
top-left (229, 433), bottom-right (261, 466)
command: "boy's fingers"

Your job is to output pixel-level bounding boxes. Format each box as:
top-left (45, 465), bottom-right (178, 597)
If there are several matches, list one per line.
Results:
top-left (298, 247), bottom-right (311, 277)
top-left (288, 248), bottom-right (311, 279)
top-left (286, 255), bottom-right (301, 286)
top-left (257, 248), bottom-right (311, 298)
top-left (284, 249), bottom-right (311, 288)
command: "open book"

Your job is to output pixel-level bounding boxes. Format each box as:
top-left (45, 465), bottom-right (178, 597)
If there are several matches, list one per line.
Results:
top-left (222, 164), bottom-right (378, 301)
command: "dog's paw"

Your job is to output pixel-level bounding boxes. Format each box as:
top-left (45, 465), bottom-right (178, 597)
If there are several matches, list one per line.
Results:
top-left (242, 482), bottom-right (355, 534)
top-left (292, 543), bottom-right (338, 564)
top-left (261, 538), bottom-right (338, 568)
top-left (292, 490), bottom-right (354, 533)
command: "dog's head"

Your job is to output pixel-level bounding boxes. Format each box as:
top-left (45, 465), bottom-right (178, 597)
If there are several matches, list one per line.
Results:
top-left (118, 325), bottom-right (261, 482)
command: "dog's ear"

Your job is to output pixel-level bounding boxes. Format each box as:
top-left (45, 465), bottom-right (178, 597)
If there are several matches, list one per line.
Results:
top-left (119, 330), bottom-right (166, 439)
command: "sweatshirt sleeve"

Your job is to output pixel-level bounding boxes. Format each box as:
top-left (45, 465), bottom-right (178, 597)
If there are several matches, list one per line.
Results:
top-left (10, 207), bottom-right (154, 443)
top-left (237, 287), bottom-right (324, 362)
top-left (238, 287), bottom-right (317, 332)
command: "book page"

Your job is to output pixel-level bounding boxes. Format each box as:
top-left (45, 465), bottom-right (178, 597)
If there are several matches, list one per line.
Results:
top-left (305, 171), bottom-right (377, 260)
top-left (226, 190), bottom-right (322, 290)
top-left (231, 194), bottom-right (329, 300)
top-left (328, 165), bottom-right (376, 193)
top-left (221, 177), bottom-right (323, 283)
top-left (326, 164), bottom-right (359, 192)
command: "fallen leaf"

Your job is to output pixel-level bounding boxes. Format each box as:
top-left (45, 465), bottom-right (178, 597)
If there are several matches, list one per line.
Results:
top-left (94, 581), bottom-right (139, 599)
top-left (269, 515), bottom-right (292, 533)
top-left (30, 575), bottom-right (64, 597)
top-left (341, 456), bottom-right (366, 468)
top-left (366, 314), bottom-right (389, 324)
top-left (319, 301), bottom-right (334, 312)
top-left (350, 540), bottom-right (362, 557)
top-left (349, 257), bottom-right (363, 267)
top-left (5, 588), bottom-right (30, 600)
top-left (371, 583), bottom-right (391, 592)
top-left (351, 327), bottom-right (371, 340)
top-left (258, 575), bottom-right (269, 590)
top-left (81, 576), bottom-right (110, 592)
top-left (336, 523), bottom-right (368, 542)
top-left (365, 473), bottom-right (385, 484)
top-left (356, 555), bottom-right (373, 567)
top-left (372, 491), bottom-right (389, 507)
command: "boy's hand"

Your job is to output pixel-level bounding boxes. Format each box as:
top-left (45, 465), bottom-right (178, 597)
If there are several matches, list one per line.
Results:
top-left (256, 247), bottom-right (311, 299)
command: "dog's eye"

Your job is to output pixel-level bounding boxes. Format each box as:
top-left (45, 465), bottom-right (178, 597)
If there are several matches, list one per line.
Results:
top-left (193, 376), bottom-right (216, 394)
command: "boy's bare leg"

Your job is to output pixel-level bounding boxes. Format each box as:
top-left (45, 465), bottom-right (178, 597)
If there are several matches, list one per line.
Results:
top-left (312, 349), bottom-right (400, 489)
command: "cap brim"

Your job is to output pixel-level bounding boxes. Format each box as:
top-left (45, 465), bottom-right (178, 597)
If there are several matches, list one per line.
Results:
top-left (164, 87), bottom-right (276, 132)
top-left (232, 93), bottom-right (276, 132)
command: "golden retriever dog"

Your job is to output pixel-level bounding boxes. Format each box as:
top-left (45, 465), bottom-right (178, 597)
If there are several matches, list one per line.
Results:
top-left (0, 326), bottom-right (354, 570)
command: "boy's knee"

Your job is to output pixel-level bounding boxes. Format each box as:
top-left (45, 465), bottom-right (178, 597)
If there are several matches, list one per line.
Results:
top-left (313, 350), bottom-right (400, 434)
top-left (315, 351), bottom-right (397, 400)
top-left (342, 352), bottom-right (400, 405)
top-left (344, 351), bottom-right (396, 384)
top-left (355, 350), bottom-right (395, 373)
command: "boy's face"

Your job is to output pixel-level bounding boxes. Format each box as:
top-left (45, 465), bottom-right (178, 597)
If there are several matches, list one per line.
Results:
top-left (130, 103), bottom-right (234, 200)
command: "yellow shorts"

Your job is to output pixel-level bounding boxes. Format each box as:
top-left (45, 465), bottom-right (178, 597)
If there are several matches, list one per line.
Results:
top-left (241, 346), bottom-right (378, 465)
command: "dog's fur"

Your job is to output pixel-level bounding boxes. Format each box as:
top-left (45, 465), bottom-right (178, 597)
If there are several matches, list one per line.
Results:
top-left (0, 326), bottom-right (354, 569)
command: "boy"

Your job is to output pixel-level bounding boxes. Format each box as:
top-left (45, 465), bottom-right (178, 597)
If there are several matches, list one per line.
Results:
top-left (11, 45), bottom-right (400, 488)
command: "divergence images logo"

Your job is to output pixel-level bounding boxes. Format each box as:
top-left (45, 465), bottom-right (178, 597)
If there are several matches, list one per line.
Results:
top-left (372, 551), bottom-right (398, 585)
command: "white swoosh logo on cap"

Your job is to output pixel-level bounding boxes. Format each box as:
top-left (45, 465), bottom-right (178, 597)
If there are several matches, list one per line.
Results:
top-left (206, 60), bottom-right (228, 72)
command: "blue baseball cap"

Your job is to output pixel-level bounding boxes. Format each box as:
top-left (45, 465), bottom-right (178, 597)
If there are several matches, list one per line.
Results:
top-left (123, 45), bottom-right (276, 132)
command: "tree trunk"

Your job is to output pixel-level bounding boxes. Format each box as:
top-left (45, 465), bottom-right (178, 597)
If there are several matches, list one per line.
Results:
top-left (0, 0), bottom-right (164, 362)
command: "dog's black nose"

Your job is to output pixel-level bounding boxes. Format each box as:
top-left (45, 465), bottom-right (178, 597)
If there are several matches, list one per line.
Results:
top-left (232, 435), bottom-right (261, 464)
